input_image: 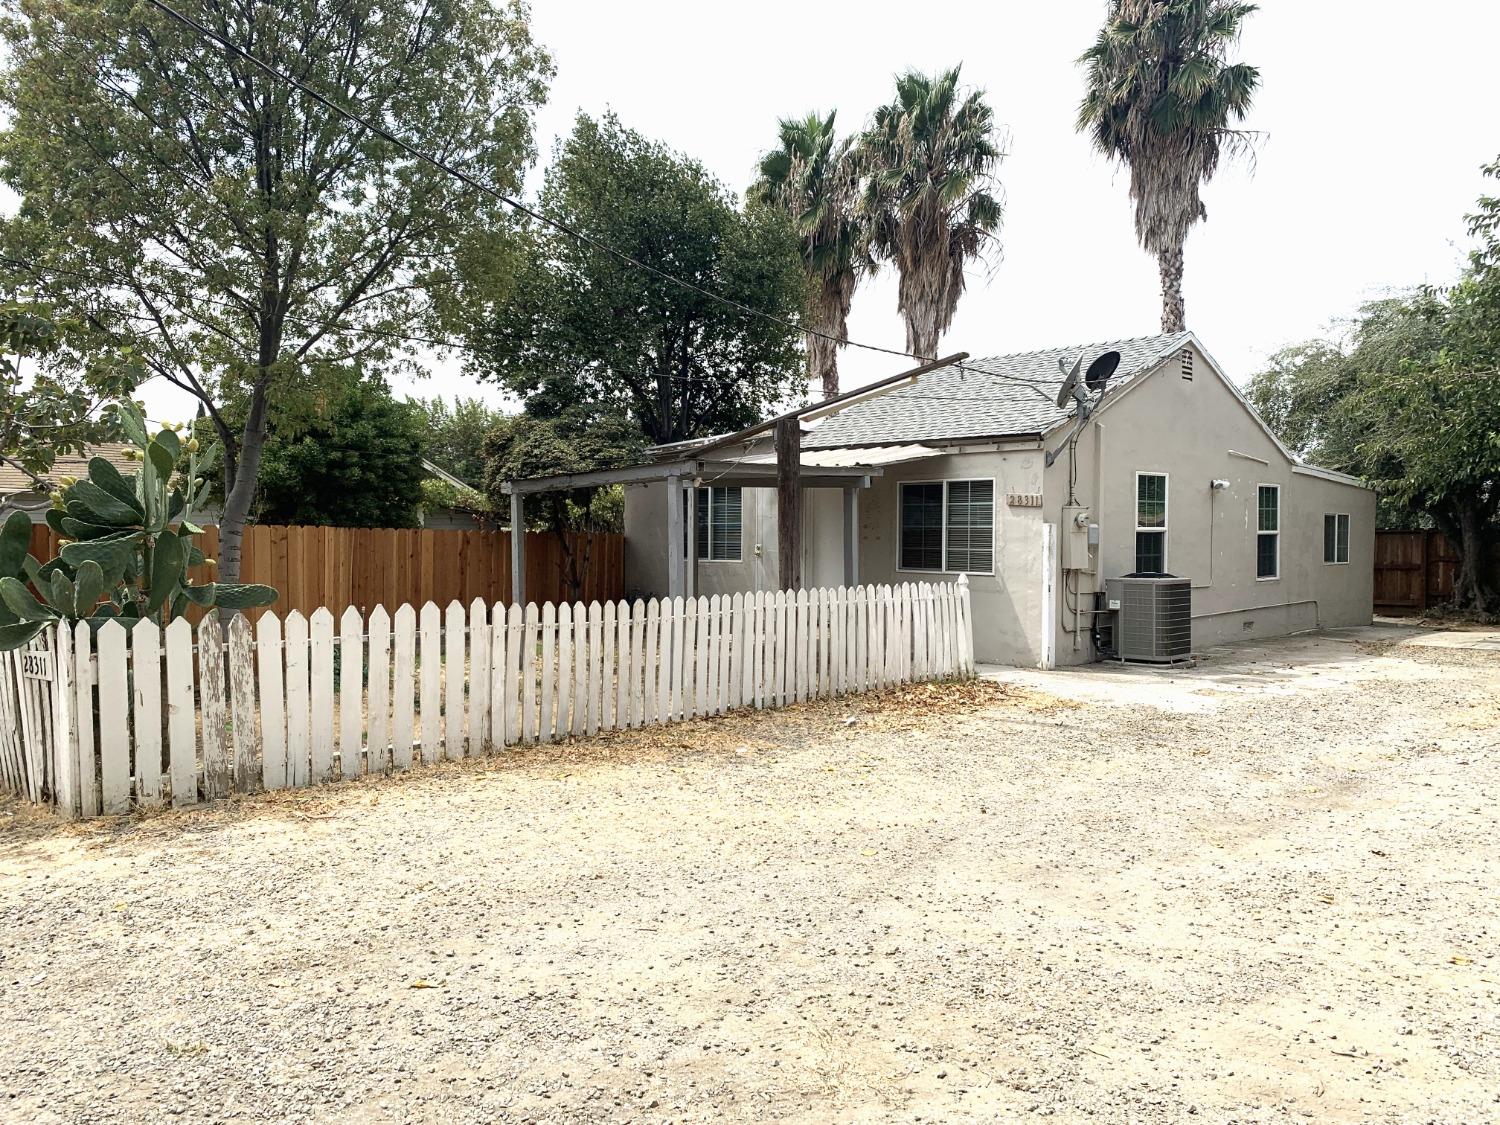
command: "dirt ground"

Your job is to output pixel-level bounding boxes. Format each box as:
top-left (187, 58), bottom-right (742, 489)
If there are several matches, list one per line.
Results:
top-left (2, 623), bottom-right (1498, 1123)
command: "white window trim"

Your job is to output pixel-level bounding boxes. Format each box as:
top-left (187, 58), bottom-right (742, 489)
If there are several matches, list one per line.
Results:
top-left (895, 478), bottom-right (997, 576)
top-left (1256, 483), bottom-right (1281, 581)
top-left (1133, 470), bottom-right (1169, 572)
top-left (696, 486), bottom-right (742, 563)
top-left (1324, 512), bottom-right (1351, 565)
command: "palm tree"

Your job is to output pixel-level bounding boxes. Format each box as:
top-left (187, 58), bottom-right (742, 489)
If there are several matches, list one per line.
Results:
top-left (858, 67), bottom-right (1004, 360)
top-left (1077, 0), bottom-right (1260, 333)
top-left (750, 111), bottom-right (865, 399)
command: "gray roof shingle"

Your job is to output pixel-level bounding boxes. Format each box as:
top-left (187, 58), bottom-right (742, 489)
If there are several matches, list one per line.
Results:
top-left (803, 332), bottom-right (1192, 449)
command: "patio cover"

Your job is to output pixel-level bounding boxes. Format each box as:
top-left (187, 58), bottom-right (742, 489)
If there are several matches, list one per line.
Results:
top-left (498, 443), bottom-right (943, 603)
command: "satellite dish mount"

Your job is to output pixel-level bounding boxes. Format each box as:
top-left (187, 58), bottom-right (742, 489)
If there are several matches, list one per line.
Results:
top-left (1046, 348), bottom-right (1126, 502)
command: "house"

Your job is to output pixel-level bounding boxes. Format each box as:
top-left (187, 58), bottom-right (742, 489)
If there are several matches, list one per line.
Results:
top-left (0, 443), bottom-right (138, 523)
top-left (417, 459), bottom-right (493, 530)
top-left (504, 333), bottom-right (1375, 667)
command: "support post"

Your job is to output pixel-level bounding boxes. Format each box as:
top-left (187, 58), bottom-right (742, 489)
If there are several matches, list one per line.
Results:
top-left (776, 417), bottom-right (802, 592)
top-left (510, 491), bottom-right (525, 606)
top-left (1040, 522), bottom-right (1057, 670)
top-left (842, 485), bottom-right (860, 587)
top-left (684, 482), bottom-right (697, 599)
top-left (666, 476), bottom-right (685, 599)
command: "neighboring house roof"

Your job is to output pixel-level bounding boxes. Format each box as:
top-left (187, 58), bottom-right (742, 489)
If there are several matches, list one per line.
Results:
top-left (421, 458), bottom-right (473, 490)
top-left (0, 442), bottom-right (137, 497)
top-left (803, 333), bottom-right (1192, 450)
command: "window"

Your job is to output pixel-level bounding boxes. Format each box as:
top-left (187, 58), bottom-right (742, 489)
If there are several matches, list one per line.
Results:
top-left (1324, 513), bottom-right (1350, 564)
top-left (899, 480), bottom-right (994, 573)
top-left (1257, 485), bottom-right (1280, 579)
top-left (694, 486), bottom-right (742, 561)
top-left (1134, 473), bottom-right (1168, 573)
top-left (900, 483), bottom-right (945, 571)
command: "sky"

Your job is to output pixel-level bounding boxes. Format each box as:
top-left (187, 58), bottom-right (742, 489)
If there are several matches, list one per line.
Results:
top-left (147, 0), bottom-right (1500, 419)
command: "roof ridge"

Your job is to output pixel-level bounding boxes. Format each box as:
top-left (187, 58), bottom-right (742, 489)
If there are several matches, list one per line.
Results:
top-left (960, 330), bottom-right (1189, 368)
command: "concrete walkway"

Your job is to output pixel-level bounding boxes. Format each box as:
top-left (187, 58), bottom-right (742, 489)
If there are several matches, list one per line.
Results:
top-left (978, 621), bottom-right (1468, 714)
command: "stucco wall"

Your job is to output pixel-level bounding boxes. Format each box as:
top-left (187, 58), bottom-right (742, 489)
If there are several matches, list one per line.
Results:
top-left (623, 480), bottom-right (780, 600)
top-left (623, 453), bottom-right (1048, 666)
top-left (841, 449), bottom-right (1048, 666)
top-left (1044, 343), bottom-right (1376, 664)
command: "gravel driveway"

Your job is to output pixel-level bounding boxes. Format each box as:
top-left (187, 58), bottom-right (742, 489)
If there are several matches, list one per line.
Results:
top-left (2, 624), bottom-right (1497, 1123)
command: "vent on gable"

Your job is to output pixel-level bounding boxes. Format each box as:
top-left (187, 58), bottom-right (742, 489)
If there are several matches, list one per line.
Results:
top-left (1180, 348), bottom-right (1194, 380)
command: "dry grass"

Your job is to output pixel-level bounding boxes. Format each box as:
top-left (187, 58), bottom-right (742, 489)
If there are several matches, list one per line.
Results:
top-left (10, 679), bottom-right (1066, 844)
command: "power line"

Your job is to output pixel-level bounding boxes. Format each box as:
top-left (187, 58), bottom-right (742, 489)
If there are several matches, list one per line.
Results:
top-left (141, 0), bottom-right (934, 369)
top-left (3, 253), bottom-right (1075, 398)
top-left (24, 1), bottom-right (1071, 398)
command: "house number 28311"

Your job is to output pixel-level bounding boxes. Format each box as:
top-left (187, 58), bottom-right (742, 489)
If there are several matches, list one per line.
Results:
top-left (20, 652), bottom-right (53, 681)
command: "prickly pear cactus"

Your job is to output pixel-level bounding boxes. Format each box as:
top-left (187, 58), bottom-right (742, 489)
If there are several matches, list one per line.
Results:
top-left (0, 400), bottom-right (278, 650)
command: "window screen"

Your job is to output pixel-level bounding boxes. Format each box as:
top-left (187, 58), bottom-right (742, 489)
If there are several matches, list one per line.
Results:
top-left (695, 487), bottom-right (741, 561)
top-left (1135, 473), bottom-right (1167, 572)
top-left (899, 483), bottom-right (945, 571)
top-left (944, 480), bottom-right (994, 572)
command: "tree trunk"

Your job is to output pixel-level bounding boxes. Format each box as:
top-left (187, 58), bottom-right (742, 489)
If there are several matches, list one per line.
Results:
top-left (904, 314), bottom-right (939, 361)
top-left (1451, 501), bottom-right (1495, 614)
top-left (807, 330), bottom-right (839, 400)
top-left (1158, 244), bottom-right (1186, 334)
top-left (217, 385), bottom-right (270, 584)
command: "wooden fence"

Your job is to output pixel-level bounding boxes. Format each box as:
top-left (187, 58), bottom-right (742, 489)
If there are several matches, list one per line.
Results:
top-left (1, 578), bottom-right (974, 818)
top-left (26, 523), bottom-right (624, 619)
top-left (1374, 530), bottom-right (1500, 612)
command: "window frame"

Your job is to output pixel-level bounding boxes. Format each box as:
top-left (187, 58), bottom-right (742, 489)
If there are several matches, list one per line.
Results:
top-left (1323, 512), bottom-right (1351, 565)
top-left (1133, 470), bottom-right (1169, 574)
top-left (895, 478), bottom-right (997, 576)
top-left (1256, 483), bottom-right (1281, 581)
top-left (694, 485), bottom-right (743, 563)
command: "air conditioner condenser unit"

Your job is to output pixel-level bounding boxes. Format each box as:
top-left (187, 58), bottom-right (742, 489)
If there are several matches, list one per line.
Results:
top-left (1102, 575), bottom-right (1192, 663)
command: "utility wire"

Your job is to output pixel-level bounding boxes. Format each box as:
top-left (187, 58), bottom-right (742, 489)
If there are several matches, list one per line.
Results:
top-left (55, 2), bottom-right (1492, 412)
top-left (14, 0), bottom-right (1082, 399)
top-left (140, 0), bottom-right (932, 367)
top-left (4, 253), bottom-right (1079, 397)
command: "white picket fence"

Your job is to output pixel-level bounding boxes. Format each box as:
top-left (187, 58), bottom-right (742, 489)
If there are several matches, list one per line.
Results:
top-left (0, 577), bottom-right (973, 819)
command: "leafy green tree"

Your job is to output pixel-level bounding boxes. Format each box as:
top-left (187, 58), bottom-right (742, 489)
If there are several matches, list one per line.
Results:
top-left (1077, 0), bottom-right (1260, 332)
top-left (751, 111), bottom-right (867, 399)
top-left (253, 379), bottom-right (426, 528)
top-left (0, 0), bottom-right (550, 579)
top-left (410, 396), bottom-right (510, 485)
top-left (464, 113), bottom-right (807, 445)
top-left (481, 405), bottom-right (642, 600)
top-left (0, 303), bottom-right (138, 489)
top-left (858, 67), bottom-right (1004, 359)
top-left (1249, 290), bottom-right (1498, 611)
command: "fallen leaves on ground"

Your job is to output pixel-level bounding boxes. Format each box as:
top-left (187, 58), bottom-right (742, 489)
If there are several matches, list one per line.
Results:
top-left (10, 677), bottom-right (1067, 841)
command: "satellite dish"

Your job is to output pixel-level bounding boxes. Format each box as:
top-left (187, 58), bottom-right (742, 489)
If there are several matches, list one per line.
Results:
top-left (1085, 349), bottom-right (1121, 392)
top-left (1054, 353), bottom-right (1084, 410)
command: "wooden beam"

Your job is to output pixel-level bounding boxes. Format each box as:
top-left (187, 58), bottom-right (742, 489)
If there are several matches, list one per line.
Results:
top-left (503, 460), bottom-right (700, 494)
top-left (692, 352), bottom-right (968, 461)
top-left (776, 417), bottom-right (802, 592)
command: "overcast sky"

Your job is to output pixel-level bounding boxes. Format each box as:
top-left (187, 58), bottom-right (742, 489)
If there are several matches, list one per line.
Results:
top-left (148, 0), bottom-right (1500, 419)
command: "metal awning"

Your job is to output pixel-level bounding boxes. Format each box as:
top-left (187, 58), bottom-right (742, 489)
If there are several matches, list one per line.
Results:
top-left (731, 443), bottom-right (939, 470)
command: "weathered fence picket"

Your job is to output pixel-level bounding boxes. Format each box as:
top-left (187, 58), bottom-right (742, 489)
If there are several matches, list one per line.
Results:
top-left (2, 576), bottom-right (972, 818)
